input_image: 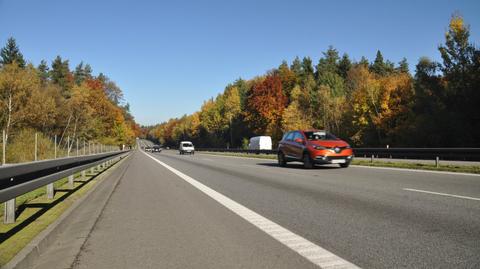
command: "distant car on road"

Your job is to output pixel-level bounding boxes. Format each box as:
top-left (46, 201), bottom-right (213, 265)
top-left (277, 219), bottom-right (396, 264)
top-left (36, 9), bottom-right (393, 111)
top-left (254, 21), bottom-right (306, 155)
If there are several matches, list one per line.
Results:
top-left (152, 145), bottom-right (162, 152)
top-left (179, 141), bottom-right (195, 155)
top-left (248, 136), bottom-right (272, 150)
top-left (277, 130), bottom-right (353, 169)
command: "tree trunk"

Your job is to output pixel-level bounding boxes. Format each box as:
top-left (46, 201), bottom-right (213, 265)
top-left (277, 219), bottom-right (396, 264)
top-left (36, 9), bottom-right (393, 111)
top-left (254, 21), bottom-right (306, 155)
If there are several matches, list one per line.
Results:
top-left (59, 112), bottom-right (72, 147)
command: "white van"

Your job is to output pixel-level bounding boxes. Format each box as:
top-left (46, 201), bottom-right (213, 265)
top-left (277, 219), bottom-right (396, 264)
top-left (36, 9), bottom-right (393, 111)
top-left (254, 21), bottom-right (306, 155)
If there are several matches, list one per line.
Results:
top-left (179, 141), bottom-right (195, 155)
top-left (248, 136), bottom-right (272, 150)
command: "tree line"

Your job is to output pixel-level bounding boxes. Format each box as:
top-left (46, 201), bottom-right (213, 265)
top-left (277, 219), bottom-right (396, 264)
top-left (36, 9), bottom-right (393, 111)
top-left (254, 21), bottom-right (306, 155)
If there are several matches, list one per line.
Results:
top-left (0, 38), bottom-right (140, 161)
top-left (145, 15), bottom-right (479, 148)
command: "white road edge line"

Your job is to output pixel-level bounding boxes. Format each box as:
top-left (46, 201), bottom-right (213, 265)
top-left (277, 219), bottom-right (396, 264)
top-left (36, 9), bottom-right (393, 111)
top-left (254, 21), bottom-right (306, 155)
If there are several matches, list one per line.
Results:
top-left (142, 151), bottom-right (360, 269)
top-left (403, 188), bottom-right (480, 201)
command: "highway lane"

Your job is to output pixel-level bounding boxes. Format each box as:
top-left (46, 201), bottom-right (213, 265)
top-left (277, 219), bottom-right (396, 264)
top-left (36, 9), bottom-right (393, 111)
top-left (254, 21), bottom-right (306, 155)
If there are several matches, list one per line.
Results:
top-left (146, 150), bottom-right (480, 268)
top-left (32, 147), bottom-right (480, 268)
top-left (71, 150), bottom-right (317, 269)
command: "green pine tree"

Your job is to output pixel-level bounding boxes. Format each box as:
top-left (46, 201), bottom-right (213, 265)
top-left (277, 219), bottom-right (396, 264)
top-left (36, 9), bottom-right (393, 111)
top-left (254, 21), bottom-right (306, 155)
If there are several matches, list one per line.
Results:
top-left (37, 60), bottom-right (50, 83)
top-left (50, 56), bottom-right (72, 97)
top-left (371, 50), bottom-right (386, 75)
top-left (0, 37), bottom-right (26, 68)
top-left (338, 53), bottom-right (352, 78)
top-left (397, 58), bottom-right (409, 73)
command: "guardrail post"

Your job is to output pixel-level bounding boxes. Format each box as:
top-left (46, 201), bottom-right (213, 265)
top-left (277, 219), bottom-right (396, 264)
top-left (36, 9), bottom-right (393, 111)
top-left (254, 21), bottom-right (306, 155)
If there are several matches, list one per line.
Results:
top-left (47, 184), bottom-right (55, 199)
top-left (435, 156), bottom-right (440, 168)
top-left (47, 135), bottom-right (57, 199)
top-left (3, 198), bottom-right (15, 224)
top-left (34, 132), bottom-right (38, 161)
top-left (371, 154), bottom-right (374, 163)
top-left (68, 174), bottom-right (74, 189)
top-left (2, 129), bottom-right (17, 222)
top-left (2, 129), bottom-right (5, 165)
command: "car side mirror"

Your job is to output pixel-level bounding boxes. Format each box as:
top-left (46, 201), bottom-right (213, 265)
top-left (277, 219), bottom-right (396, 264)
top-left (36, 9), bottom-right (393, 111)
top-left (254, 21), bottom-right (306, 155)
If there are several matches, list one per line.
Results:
top-left (294, 138), bottom-right (304, 144)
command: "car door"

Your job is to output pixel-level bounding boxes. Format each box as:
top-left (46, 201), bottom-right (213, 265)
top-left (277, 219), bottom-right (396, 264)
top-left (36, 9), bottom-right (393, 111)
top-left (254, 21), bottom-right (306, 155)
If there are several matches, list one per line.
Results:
top-left (291, 131), bottom-right (306, 160)
top-left (279, 132), bottom-right (293, 159)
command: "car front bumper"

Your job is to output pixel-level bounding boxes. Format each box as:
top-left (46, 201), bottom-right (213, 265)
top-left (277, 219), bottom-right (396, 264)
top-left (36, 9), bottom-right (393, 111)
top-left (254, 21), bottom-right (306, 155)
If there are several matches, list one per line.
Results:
top-left (313, 155), bottom-right (353, 164)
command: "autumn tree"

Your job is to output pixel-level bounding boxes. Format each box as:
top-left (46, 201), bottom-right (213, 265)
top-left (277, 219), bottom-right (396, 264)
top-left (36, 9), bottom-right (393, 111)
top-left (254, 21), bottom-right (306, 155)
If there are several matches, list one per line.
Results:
top-left (0, 63), bottom-right (40, 144)
top-left (282, 86), bottom-right (312, 131)
top-left (244, 74), bottom-right (287, 142)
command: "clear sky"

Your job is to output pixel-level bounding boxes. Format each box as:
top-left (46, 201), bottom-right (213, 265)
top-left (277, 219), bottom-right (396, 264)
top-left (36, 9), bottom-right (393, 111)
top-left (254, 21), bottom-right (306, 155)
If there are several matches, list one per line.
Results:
top-left (1, 0), bottom-right (479, 125)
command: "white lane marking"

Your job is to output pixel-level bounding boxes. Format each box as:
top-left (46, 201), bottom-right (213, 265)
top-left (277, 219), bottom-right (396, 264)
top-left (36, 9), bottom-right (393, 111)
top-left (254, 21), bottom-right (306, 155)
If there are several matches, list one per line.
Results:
top-left (403, 188), bottom-right (480, 201)
top-left (355, 165), bottom-right (480, 177)
top-left (143, 151), bottom-right (359, 268)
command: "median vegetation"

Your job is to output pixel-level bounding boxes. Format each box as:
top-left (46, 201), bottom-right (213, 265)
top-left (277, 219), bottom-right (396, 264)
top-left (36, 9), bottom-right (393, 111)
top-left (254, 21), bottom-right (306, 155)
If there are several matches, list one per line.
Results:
top-left (144, 14), bottom-right (479, 150)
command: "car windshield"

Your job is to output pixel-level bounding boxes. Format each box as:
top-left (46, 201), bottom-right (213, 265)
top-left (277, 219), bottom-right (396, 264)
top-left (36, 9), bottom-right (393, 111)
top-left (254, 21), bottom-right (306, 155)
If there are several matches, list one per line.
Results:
top-left (182, 143), bottom-right (193, 147)
top-left (304, 131), bottom-right (337, 141)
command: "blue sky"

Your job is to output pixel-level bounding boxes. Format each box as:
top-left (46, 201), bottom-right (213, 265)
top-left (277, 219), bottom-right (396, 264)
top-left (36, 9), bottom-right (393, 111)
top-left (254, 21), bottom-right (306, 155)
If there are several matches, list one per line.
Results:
top-left (1, 0), bottom-right (479, 125)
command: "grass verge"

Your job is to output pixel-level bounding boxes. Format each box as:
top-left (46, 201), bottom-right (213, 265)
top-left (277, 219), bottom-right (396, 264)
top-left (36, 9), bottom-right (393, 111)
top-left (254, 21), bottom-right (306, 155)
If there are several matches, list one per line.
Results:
top-left (199, 151), bottom-right (480, 174)
top-left (0, 162), bottom-right (120, 266)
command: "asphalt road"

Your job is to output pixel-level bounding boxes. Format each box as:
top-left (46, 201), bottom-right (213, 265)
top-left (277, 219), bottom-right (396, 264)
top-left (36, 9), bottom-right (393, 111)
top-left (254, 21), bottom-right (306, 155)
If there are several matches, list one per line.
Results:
top-left (34, 147), bottom-right (480, 268)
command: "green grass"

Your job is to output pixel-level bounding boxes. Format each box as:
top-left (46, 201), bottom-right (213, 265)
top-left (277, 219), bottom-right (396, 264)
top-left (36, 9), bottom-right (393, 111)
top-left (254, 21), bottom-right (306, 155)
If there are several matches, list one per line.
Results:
top-left (199, 151), bottom-right (480, 174)
top-left (0, 162), bottom-right (121, 266)
top-left (0, 177), bottom-right (69, 219)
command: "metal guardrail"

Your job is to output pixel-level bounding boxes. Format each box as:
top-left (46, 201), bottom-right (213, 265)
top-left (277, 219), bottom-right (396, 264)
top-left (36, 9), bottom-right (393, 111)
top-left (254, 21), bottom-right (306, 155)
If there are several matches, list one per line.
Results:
top-left (0, 150), bottom-right (130, 223)
top-left (354, 148), bottom-right (480, 162)
top-left (197, 148), bottom-right (480, 162)
top-left (0, 151), bottom-right (129, 203)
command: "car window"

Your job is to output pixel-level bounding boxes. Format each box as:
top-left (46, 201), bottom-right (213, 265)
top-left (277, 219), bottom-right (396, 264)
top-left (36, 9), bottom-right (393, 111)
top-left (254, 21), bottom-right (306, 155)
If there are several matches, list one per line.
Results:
top-left (285, 132), bottom-right (294, 141)
top-left (304, 131), bottom-right (337, 140)
top-left (293, 132), bottom-right (304, 141)
top-left (182, 143), bottom-right (193, 147)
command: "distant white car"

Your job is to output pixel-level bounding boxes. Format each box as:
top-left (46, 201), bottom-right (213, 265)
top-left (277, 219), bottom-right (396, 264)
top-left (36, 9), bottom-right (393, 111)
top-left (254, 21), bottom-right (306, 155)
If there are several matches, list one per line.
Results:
top-left (179, 141), bottom-right (195, 155)
top-left (248, 136), bottom-right (272, 150)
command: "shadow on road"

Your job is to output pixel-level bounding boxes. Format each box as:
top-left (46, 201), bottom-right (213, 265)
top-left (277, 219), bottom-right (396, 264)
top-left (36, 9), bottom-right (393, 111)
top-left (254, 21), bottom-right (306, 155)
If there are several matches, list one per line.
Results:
top-left (256, 162), bottom-right (341, 170)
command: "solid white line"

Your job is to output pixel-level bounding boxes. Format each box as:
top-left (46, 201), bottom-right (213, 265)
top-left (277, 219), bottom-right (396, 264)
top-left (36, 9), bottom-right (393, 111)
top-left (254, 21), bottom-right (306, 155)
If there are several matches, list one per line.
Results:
top-left (403, 188), bottom-right (480, 201)
top-left (142, 151), bottom-right (360, 268)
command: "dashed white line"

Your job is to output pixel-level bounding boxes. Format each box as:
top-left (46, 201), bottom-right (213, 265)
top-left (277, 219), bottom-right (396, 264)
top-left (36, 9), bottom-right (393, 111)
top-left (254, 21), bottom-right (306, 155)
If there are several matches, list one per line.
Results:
top-left (403, 188), bottom-right (480, 201)
top-left (143, 151), bottom-right (360, 268)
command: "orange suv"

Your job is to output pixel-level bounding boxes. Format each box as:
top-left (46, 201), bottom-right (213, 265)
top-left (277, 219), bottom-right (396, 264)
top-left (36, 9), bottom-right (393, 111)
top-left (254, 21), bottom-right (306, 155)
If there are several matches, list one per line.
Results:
top-left (277, 130), bottom-right (353, 168)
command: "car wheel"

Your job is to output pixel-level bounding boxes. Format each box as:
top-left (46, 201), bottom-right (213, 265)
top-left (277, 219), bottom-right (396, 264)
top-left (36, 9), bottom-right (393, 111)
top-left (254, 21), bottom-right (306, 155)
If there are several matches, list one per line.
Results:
top-left (278, 152), bottom-right (287, 167)
top-left (303, 153), bottom-right (314, 169)
top-left (339, 162), bottom-right (350, 168)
